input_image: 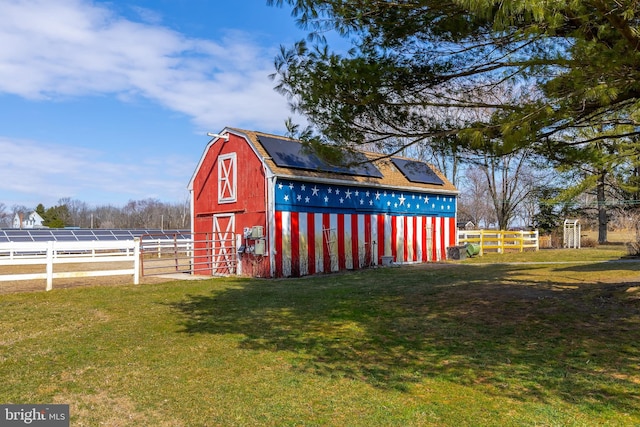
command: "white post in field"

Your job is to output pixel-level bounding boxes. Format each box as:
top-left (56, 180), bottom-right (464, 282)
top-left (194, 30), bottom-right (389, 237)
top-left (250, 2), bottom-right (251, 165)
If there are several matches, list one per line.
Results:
top-left (46, 241), bottom-right (54, 291)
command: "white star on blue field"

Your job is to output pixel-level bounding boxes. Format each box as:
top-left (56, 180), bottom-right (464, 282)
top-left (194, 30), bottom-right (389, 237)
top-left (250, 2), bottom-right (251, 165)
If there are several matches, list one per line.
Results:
top-left (276, 180), bottom-right (455, 217)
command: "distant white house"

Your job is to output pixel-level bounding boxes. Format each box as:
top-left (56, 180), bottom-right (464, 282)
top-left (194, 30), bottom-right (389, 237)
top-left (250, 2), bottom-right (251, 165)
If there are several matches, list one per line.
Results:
top-left (12, 211), bottom-right (46, 229)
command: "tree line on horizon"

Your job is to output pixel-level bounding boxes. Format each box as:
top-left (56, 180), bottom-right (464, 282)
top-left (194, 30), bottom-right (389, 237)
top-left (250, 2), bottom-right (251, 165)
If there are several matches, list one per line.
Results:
top-left (0, 197), bottom-right (190, 230)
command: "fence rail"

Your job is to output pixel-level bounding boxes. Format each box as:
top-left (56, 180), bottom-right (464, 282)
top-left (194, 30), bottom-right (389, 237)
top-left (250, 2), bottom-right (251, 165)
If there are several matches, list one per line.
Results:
top-left (0, 239), bottom-right (141, 291)
top-left (458, 230), bottom-right (539, 255)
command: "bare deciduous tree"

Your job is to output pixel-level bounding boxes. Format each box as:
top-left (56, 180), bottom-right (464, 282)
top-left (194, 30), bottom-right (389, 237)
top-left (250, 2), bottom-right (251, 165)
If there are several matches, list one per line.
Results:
top-left (458, 167), bottom-right (494, 228)
top-left (0, 203), bottom-right (10, 227)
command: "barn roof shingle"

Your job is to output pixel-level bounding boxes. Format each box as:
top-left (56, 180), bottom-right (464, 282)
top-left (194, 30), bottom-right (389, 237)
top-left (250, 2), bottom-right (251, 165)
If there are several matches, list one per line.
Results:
top-left (227, 128), bottom-right (458, 194)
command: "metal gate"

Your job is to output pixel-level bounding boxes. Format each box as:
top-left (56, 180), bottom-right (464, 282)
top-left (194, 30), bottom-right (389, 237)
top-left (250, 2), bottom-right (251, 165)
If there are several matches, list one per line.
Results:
top-left (139, 232), bottom-right (193, 277)
top-left (139, 225), bottom-right (237, 277)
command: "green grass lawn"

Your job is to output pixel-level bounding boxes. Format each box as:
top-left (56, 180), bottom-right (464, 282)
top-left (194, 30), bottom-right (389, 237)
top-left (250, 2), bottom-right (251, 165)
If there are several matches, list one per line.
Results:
top-left (1, 248), bottom-right (639, 426)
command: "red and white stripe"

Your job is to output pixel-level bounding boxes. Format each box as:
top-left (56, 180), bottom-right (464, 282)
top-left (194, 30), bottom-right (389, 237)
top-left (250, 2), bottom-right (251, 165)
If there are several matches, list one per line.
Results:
top-left (274, 211), bottom-right (456, 277)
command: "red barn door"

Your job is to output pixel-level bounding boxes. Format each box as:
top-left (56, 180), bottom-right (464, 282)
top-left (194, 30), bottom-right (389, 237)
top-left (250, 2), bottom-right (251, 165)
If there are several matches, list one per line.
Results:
top-left (212, 213), bottom-right (236, 275)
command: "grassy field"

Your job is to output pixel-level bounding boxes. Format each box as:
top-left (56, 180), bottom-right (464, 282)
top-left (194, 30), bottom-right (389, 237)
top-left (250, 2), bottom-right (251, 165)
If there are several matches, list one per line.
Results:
top-left (1, 247), bottom-right (639, 426)
top-left (582, 229), bottom-right (636, 244)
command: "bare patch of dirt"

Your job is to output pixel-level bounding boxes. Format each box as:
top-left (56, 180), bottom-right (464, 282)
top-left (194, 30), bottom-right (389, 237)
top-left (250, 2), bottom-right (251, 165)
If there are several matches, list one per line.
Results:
top-left (56, 391), bottom-right (183, 427)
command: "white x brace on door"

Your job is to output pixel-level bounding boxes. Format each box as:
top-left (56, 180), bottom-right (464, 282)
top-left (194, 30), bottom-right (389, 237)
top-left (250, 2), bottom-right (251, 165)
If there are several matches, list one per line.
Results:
top-left (212, 213), bottom-right (236, 275)
top-left (218, 153), bottom-right (237, 203)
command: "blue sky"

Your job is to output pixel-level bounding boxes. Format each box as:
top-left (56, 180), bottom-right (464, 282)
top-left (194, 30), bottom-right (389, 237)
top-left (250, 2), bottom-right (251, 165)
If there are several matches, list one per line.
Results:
top-left (0, 0), bottom-right (313, 209)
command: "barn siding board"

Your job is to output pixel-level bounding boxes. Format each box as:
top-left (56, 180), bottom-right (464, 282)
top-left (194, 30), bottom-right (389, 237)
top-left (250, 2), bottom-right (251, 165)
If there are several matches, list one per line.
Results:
top-left (272, 212), bottom-right (457, 276)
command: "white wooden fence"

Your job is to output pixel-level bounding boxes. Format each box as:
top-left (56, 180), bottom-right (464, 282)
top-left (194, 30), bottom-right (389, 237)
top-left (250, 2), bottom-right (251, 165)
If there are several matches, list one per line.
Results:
top-left (0, 239), bottom-right (141, 291)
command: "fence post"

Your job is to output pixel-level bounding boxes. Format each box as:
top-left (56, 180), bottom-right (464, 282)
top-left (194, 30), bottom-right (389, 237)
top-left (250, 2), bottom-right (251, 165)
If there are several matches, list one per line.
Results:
top-left (173, 235), bottom-right (179, 271)
top-left (236, 234), bottom-right (243, 276)
top-left (133, 238), bottom-right (140, 285)
top-left (519, 230), bottom-right (524, 252)
top-left (46, 241), bottom-right (54, 291)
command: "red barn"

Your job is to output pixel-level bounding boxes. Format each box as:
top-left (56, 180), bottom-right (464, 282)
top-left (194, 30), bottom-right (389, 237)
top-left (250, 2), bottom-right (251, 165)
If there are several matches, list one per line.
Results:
top-left (188, 128), bottom-right (458, 278)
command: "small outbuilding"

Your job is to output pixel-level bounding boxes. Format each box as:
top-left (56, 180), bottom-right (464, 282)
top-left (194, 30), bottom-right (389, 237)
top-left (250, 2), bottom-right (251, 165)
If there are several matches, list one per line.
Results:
top-left (188, 128), bottom-right (459, 278)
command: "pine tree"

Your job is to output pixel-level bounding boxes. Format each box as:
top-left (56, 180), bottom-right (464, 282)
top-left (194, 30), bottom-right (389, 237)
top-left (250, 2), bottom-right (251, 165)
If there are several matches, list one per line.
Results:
top-left (270, 0), bottom-right (640, 155)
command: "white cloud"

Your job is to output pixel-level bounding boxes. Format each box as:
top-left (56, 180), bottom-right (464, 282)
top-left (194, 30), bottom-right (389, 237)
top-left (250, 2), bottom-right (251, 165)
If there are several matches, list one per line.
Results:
top-left (129, 5), bottom-right (164, 25)
top-left (0, 0), bottom-right (293, 131)
top-left (0, 137), bottom-right (192, 207)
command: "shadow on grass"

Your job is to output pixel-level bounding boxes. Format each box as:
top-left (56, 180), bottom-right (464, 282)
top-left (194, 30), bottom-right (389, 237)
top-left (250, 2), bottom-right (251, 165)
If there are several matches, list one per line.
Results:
top-left (170, 264), bottom-right (640, 411)
top-left (554, 259), bottom-right (640, 273)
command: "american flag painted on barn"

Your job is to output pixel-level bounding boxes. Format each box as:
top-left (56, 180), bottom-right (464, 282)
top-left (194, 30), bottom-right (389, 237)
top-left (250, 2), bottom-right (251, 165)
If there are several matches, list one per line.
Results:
top-left (272, 179), bottom-right (456, 277)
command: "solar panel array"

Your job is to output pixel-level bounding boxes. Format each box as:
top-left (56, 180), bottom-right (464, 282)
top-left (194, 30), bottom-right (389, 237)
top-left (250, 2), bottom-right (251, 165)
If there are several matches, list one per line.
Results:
top-left (390, 158), bottom-right (444, 186)
top-left (0, 229), bottom-right (190, 243)
top-left (258, 135), bottom-right (383, 178)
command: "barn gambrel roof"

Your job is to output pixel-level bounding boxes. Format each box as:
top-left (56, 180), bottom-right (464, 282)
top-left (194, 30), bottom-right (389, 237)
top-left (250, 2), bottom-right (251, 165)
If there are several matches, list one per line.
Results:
top-left (189, 128), bottom-right (458, 195)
